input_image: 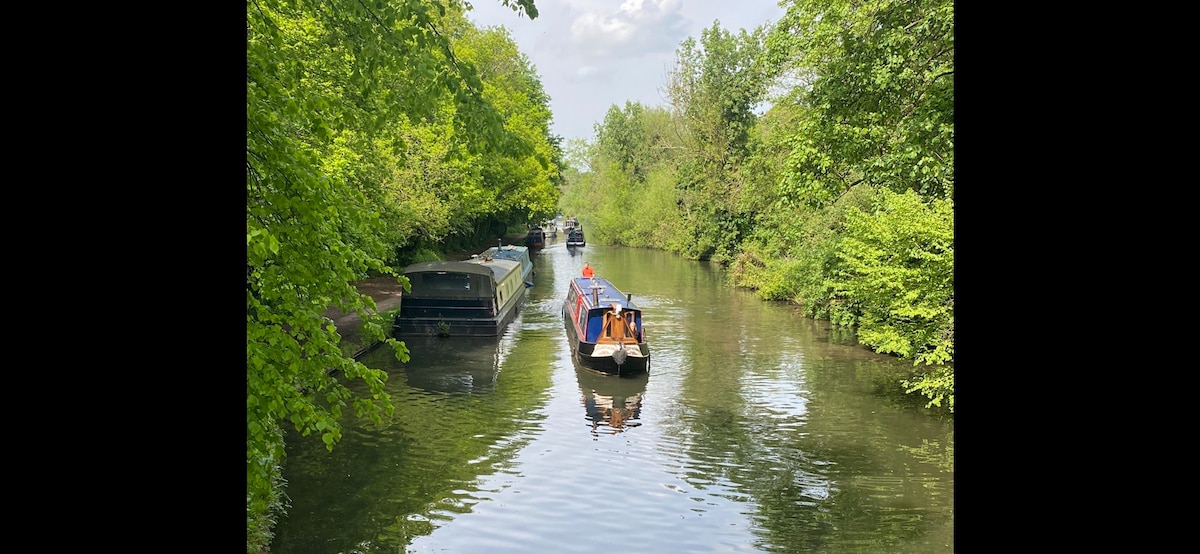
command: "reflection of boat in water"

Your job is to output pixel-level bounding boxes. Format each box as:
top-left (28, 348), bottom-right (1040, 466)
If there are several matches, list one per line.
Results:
top-left (396, 334), bottom-right (513, 394)
top-left (575, 366), bottom-right (649, 433)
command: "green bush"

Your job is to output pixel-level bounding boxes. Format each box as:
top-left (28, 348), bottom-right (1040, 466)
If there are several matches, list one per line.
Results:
top-left (829, 188), bottom-right (953, 408)
top-left (409, 247), bottom-right (443, 264)
top-left (246, 431), bottom-right (286, 553)
top-left (903, 364), bottom-right (955, 412)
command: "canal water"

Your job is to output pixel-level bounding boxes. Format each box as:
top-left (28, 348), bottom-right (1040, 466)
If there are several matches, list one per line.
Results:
top-left (270, 238), bottom-right (955, 553)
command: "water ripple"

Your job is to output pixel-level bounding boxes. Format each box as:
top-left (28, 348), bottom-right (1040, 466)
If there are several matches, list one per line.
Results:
top-left (274, 245), bottom-right (954, 554)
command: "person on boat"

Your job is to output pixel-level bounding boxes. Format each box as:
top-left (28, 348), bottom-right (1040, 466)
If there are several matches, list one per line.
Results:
top-left (582, 262), bottom-right (594, 278)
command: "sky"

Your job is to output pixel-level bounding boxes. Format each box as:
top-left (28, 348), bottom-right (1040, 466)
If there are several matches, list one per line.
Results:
top-left (466, 0), bottom-right (787, 144)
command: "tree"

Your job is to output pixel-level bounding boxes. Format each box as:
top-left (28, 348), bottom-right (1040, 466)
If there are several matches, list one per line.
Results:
top-left (664, 22), bottom-right (770, 262)
top-left (246, 1), bottom-right (541, 550)
top-left (731, 0), bottom-right (954, 407)
top-left (457, 24), bottom-right (561, 226)
top-left (767, 0), bottom-right (954, 207)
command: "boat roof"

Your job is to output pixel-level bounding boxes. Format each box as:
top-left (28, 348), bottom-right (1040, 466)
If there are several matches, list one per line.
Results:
top-left (571, 276), bottom-right (640, 311)
top-left (480, 244), bottom-right (528, 255)
top-left (404, 259), bottom-right (520, 280)
top-left (478, 245), bottom-right (530, 263)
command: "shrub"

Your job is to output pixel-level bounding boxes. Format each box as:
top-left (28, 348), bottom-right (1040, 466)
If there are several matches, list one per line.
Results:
top-left (830, 188), bottom-right (953, 364)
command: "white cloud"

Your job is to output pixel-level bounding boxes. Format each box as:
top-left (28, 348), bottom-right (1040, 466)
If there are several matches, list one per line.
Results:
top-left (569, 0), bottom-right (687, 61)
top-left (467, 0), bottom-right (786, 142)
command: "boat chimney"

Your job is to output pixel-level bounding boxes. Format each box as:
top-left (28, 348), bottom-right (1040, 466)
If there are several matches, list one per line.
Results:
top-left (627, 293), bottom-right (632, 302)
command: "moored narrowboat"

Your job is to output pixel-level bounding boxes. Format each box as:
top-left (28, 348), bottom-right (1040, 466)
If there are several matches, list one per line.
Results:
top-left (562, 275), bottom-right (649, 376)
top-left (394, 255), bottom-right (527, 337)
top-left (525, 226), bottom-right (545, 249)
top-left (477, 243), bottom-right (534, 287)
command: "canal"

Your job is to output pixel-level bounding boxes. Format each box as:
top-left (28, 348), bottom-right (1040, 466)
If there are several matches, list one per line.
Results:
top-left (270, 238), bottom-right (954, 553)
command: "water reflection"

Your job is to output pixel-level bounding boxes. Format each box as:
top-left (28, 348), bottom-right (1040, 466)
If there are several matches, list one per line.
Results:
top-left (272, 244), bottom-right (953, 554)
top-left (397, 334), bottom-right (514, 394)
top-left (575, 366), bottom-right (648, 434)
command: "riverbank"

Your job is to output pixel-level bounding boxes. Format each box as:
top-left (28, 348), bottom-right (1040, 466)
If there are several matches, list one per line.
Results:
top-left (321, 276), bottom-right (407, 359)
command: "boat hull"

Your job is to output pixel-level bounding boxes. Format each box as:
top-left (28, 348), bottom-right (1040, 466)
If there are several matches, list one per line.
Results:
top-left (395, 287), bottom-right (525, 336)
top-left (568, 335), bottom-right (650, 376)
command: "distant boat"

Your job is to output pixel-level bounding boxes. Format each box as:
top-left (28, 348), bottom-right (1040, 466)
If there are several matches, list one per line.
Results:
top-left (525, 226), bottom-right (545, 249)
top-left (563, 275), bottom-right (649, 376)
top-left (394, 253), bottom-right (528, 337)
top-left (566, 229), bottom-right (585, 247)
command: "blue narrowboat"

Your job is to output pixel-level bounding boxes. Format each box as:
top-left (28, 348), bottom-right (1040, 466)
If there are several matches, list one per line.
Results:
top-left (394, 255), bottom-right (527, 337)
top-left (476, 244), bottom-right (534, 287)
top-left (562, 275), bottom-right (649, 376)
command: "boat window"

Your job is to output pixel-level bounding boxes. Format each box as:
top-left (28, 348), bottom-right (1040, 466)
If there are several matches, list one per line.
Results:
top-left (409, 272), bottom-right (485, 298)
top-left (414, 272), bottom-right (470, 291)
